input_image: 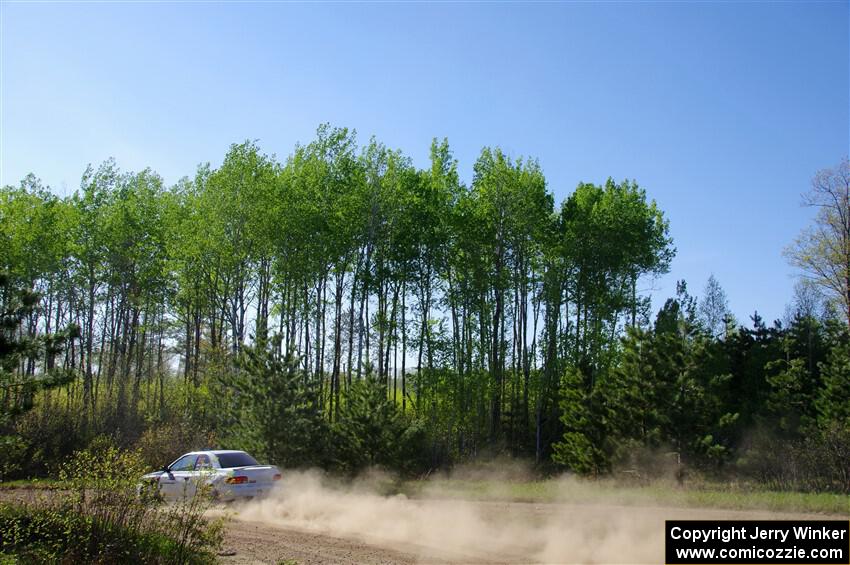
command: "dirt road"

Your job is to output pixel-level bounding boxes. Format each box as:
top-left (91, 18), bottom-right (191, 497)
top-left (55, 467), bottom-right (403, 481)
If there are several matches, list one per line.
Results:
top-left (218, 498), bottom-right (845, 564)
top-left (219, 518), bottom-right (421, 564)
top-left (2, 485), bottom-right (843, 564)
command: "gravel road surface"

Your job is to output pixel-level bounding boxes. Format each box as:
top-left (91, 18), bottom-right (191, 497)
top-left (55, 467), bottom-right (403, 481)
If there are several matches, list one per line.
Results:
top-left (218, 498), bottom-right (845, 564)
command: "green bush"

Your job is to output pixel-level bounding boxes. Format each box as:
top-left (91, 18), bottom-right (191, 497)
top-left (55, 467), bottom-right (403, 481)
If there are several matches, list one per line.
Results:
top-left (224, 337), bottom-right (330, 468)
top-left (737, 424), bottom-right (850, 493)
top-left (0, 503), bottom-right (202, 564)
top-left (0, 441), bottom-right (223, 564)
top-left (135, 422), bottom-right (217, 471)
top-left (332, 375), bottom-right (429, 475)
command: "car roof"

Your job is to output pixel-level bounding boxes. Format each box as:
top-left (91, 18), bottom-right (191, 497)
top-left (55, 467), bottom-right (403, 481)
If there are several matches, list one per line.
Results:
top-left (178, 450), bottom-right (250, 459)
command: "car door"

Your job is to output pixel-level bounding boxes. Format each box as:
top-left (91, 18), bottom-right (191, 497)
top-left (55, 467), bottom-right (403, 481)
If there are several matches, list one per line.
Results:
top-left (160, 453), bottom-right (198, 500)
top-left (192, 454), bottom-right (215, 495)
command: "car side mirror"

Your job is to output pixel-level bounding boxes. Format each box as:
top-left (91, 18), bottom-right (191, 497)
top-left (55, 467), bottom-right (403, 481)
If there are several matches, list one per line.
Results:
top-left (162, 466), bottom-right (173, 477)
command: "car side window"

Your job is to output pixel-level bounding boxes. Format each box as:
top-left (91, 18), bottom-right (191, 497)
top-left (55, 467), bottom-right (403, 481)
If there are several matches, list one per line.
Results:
top-left (170, 454), bottom-right (197, 471)
top-left (194, 454), bottom-right (212, 470)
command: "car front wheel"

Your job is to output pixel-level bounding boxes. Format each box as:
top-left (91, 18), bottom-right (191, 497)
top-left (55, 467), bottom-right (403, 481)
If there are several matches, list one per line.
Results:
top-left (138, 481), bottom-right (163, 503)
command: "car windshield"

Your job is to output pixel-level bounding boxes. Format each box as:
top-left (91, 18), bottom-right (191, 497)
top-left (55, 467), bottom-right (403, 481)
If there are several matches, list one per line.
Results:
top-left (169, 454), bottom-right (197, 471)
top-left (215, 452), bottom-right (258, 468)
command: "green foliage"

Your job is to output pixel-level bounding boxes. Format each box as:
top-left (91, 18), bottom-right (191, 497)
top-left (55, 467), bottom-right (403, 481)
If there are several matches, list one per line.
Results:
top-left (557, 179), bottom-right (673, 372)
top-left (552, 367), bottom-right (606, 474)
top-left (554, 284), bottom-right (744, 476)
top-left (1, 131), bottom-right (848, 496)
top-left (0, 272), bottom-right (75, 480)
top-left (0, 437), bottom-right (27, 483)
top-left (0, 274), bottom-right (74, 410)
top-left (552, 278), bottom-right (850, 489)
top-left (762, 316), bottom-right (827, 436)
top-left (222, 335), bottom-right (328, 468)
top-left (0, 503), bottom-right (196, 564)
top-left (737, 423), bottom-right (850, 494)
top-left (332, 373), bottom-right (428, 475)
top-left (215, 336), bottom-right (429, 475)
top-left (135, 422), bottom-right (217, 474)
top-left (816, 337), bottom-right (850, 427)
top-left (0, 441), bottom-right (222, 563)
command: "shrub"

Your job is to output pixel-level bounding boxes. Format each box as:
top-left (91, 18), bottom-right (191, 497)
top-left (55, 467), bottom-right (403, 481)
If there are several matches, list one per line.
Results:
top-left (737, 424), bottom-right (850, 493)
top-left (332, 375), bottom-right (429, 475)
top-left (225, 337), bottom-right (329, 468)
top-left (135, 422), bottom-right (217, 471)
top-left (0, 441), bottom-right (223, 564)
top-left (8, 398), bottom-right (89, 479)
top-left (0, 502), bottom-right (205, 564)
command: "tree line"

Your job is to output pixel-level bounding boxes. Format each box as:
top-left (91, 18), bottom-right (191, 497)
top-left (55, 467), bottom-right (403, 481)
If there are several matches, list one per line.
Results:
top-left (1, 127), bottom-right (847, 491)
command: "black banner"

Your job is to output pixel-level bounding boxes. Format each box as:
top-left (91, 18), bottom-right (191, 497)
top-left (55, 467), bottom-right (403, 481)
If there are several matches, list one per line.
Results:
top-left (666, 520), bottom-right (850, 564)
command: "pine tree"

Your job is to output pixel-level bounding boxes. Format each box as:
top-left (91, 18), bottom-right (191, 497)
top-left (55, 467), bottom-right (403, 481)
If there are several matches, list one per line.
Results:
top-left (227, 335), bottom-right (328, 468)
top-left (332, 369), bottom-right (427, 474)
top-left (816, 338), bottom-right (850, 427)
top-left (552, 366), bottom-right (606, 474)
top-left (1, 272), bottom-right (75, 478)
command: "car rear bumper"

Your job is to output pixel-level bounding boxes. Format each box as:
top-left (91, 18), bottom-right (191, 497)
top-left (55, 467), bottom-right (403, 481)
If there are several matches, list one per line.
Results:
top-left (215, 482), bottom-right (278, 501)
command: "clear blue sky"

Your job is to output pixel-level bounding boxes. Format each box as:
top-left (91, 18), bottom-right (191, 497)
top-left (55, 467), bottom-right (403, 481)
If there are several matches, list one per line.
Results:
top-left (2, 1), bottom-right (848, 324)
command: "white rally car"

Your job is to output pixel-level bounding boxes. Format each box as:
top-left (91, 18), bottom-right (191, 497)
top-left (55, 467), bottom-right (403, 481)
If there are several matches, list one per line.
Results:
top-left (140, 450), bottom-right (281, 502)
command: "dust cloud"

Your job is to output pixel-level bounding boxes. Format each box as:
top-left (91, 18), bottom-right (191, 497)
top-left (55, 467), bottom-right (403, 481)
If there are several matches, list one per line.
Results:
top-left (231, 469), bottom-right (667, 564)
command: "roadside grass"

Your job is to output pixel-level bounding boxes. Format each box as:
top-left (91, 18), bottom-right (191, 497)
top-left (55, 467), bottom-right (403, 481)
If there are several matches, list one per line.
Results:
top-left (0, 441), bottom-right (223, 564)
top-left (0, 502), bottom-right (214, 565)
top-left (0, 479), bottom-right (62, 491)
top-left (398, 478), bottom-right (850, 515)
top-left (4, 473), bottom-right (847, 516)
